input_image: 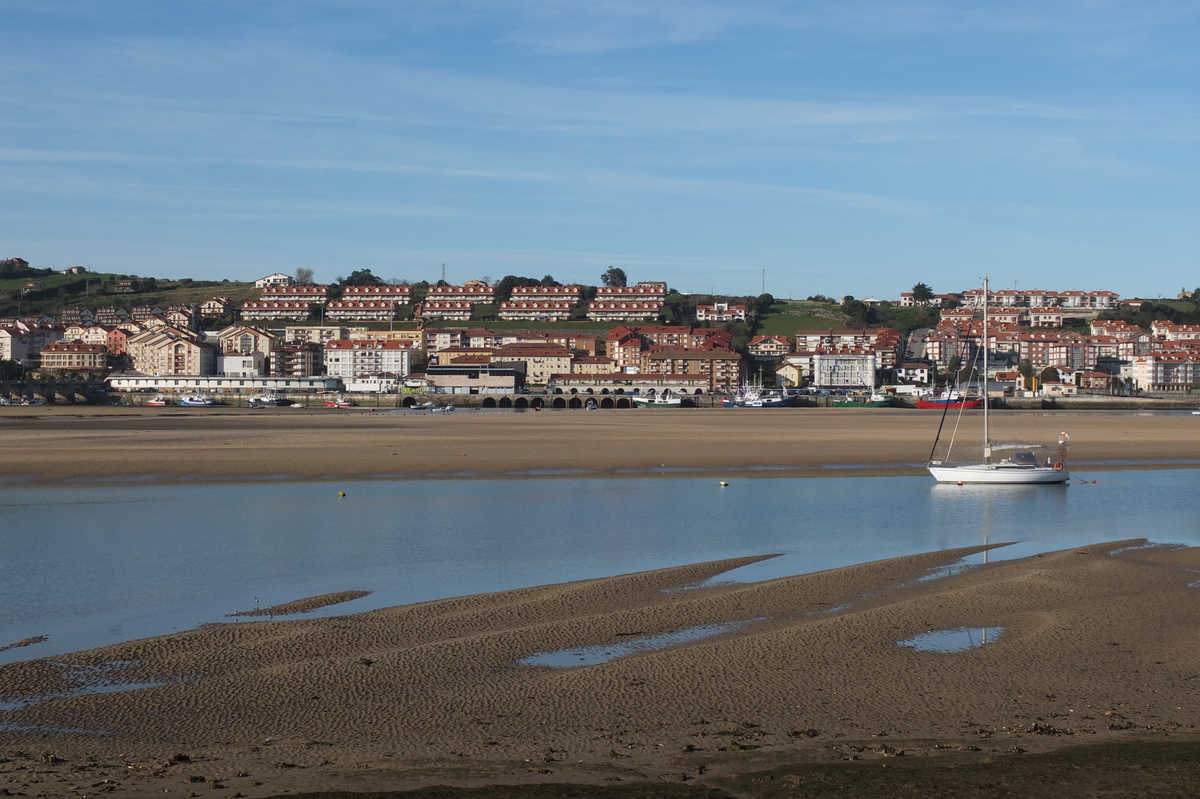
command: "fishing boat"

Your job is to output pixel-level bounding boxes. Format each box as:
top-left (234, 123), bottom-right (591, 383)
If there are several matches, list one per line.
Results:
top-left (325, 395), bottom-right (355, 408)
top-left (833, 391), bottom-right (895, 408)
top-left (633, 390), bottom-right (682, 408)
top-left (927, 277), bottom-right (1070, 484)
top-left (178, 393), bottom-right (216, 407)
top-left (146, 395), bottom-right (169, 406)
top-left (916, 388), bottom-right (983, 409)
top-left (721, 386), bottom-right (792, 408)
top-left (247, 391), bottom-right (290, 408)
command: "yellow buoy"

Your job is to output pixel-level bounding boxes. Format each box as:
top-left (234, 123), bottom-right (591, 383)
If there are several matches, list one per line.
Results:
top-left (338, 491), bottom-right (346, 497)
top-left (719, 481), bottom-right (729, 487)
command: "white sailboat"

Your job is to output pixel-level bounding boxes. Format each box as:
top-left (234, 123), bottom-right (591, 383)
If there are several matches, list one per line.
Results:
top-left (927, 276), bottom-right (1071, 485)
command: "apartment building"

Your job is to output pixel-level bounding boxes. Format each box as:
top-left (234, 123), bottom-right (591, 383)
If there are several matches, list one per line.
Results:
top-left (323, 339), bottom-right (412, 380)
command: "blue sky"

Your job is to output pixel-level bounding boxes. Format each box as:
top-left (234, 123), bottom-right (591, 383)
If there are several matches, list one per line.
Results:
top-left (2, 1), bottom-right (1197, 301)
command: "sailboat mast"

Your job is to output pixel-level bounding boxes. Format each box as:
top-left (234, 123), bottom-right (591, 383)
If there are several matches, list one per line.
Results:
top-left (982, 276), bottom-right (991, 463)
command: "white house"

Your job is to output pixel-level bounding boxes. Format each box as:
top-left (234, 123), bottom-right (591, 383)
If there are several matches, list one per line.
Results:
top-left (218, 353), bottom-right (266, 377)
top-left (254, 272), bottom-right (295, 289)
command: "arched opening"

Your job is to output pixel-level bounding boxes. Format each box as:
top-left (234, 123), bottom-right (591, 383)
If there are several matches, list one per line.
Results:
top-left (482, 397), bottom-right (497, 408)
top-left (584, 388), bottom-right (594, 394)
top-left (530, 397), bottom-right (544, 409)
top-left (401, 396), bottom-right (417, 407)
top-left (600, 397), bottom-right (615, 408)
top-left (615, 397), bottom-right (632, 408)
top-left (514, 397), bottom-right (529, 408)
top-left (554, 388), bottom-right (564, 394)
top-left (552, 397), bottom-right (566, 409)
top-left (681, 397), bottom-right (697, 408)
top-left (569, 388), bottom-right (578, 395)
top-left (498, 397), bottom-right (513, 408)
top-left (600, 388), bottom-right (610, 395)
top-left (568, 397), bottom-right (583, 409)
top-left (615, 388), bottom-right (625, 395)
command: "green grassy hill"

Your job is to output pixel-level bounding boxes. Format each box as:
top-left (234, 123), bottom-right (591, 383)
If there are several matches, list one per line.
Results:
top-left (754, 301), bottom-right (844, 338)
top-left (0, 274), bottom-right (258, 318)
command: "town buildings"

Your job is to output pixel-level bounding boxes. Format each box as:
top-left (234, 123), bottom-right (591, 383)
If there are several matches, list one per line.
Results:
top-left (38, 341), bottom-right (109, 372)
top-left (695, 302), bottom-right (747, 322)
top-left (323, 339), bottom-right (412, 381)
top-left (125, 326), bottom-right (216, 375)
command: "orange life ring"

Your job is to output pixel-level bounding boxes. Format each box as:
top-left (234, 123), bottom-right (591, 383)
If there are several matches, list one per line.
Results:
top-left (1053, 462), bottom-right (1064, 472)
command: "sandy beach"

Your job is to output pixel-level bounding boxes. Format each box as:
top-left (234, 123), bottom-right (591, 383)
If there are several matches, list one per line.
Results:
top-left (3, 406), bottom-right (1200, 797)
top-left (1, 405), bottom-right (1198, 483)
top-left (4, 544), bottom-right (1200, 797)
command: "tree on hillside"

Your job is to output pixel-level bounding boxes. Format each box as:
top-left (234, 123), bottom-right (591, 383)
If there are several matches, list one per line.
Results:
top-left (601, 266), bottom-right (627, 287)
top-left (341, 269), bottom-right (384, 287)
top-left (540, 275), bottom-right (560, 287)
top-left (493, 275), bottom-right (541, 302)
top-left (911, 282), bottom-right (935, 304)
top-left (295, 267), bottom-right (315, 285)
top-left (841, 296), bottom-right (879, 328)
top-left (1039, 366), bottom-right (1061, 386)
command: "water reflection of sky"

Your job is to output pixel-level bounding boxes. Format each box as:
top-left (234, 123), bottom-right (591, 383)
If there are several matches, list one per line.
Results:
top-left (899, 627), bottom-right (1002, 653)
top-left (1, 469), bottom-right (1197, 664)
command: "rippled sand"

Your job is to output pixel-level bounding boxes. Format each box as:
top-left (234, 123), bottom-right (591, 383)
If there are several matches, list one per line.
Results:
top-left (4, 542), bottom-right (1200, 797)
top-left (2, 405), bottom-right (1197, 483)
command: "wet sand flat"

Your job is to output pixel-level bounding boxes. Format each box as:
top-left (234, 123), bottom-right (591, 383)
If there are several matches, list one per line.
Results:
top-left (3, 543), bottom-right (1200, 797)
top-left (1, 405), bottom-right (1197, 483)
top-left (4, 406), bottom-right (1200, 797)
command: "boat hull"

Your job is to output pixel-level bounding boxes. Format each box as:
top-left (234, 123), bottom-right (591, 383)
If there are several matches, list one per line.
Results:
top-left (928, 464), bottom-right (1069, 484)
top-left (633, 399), bottom-right (681, 408)
top-left (722, 397), bottom-right (792, 408)
top-left (917, 398), bottom-right (983, 409)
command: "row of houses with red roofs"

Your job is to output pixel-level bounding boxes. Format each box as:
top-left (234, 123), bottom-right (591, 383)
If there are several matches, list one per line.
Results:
top-left (900, 288), bottom-right (1120, 309)
top-left (233, 280), bottom-right (678, 323)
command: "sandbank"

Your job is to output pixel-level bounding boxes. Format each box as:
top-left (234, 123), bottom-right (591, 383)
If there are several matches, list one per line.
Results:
top-left (1, 405), bottom-right (1197, 484)
top-left (3, 543), bottom-right (1200, 797)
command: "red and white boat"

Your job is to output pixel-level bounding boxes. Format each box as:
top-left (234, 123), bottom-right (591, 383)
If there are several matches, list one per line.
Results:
top-left (147, 396), bottom-right (169, 406)
top-left (325, 395), bottom-right (355, 408)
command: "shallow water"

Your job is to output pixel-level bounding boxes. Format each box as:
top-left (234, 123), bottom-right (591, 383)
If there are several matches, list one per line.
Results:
top-left (1, 469), bottom-right (1197, 664)
top-left (898, 626), bottom-right (1003, 652)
